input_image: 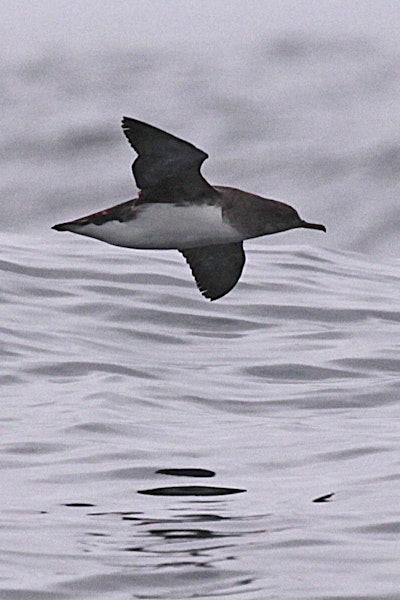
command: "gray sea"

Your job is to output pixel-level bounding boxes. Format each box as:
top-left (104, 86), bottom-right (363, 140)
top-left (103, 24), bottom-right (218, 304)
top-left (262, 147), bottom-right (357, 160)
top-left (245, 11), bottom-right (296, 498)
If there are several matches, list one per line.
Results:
top-left (1, 29), bottom-right (399, 600)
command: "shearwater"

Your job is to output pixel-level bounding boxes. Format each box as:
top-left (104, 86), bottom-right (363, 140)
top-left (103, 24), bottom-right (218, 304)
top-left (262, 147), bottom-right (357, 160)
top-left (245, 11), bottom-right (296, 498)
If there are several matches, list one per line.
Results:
top-left (53, 117), bottom-right (326, 300)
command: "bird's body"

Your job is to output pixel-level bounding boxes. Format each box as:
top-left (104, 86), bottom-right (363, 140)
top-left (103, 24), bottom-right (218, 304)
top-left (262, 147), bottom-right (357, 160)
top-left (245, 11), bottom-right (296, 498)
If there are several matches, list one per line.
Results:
top-left (53, 118), bottom-right (325, 300)
top-left (57, 186), bottom-right (302, 250)
top-left (58, 191), bottom-right (241, 250)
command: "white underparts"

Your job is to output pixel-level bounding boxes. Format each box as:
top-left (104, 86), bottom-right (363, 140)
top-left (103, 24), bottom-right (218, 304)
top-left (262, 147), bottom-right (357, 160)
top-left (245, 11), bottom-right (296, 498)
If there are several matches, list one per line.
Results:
top-left (66, 203), bottom-right (243, 249)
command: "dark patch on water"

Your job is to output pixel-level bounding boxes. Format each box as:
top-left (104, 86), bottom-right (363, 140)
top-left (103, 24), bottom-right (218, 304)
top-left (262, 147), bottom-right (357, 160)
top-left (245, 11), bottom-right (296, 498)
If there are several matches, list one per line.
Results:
top-left (147, 528), bottom-right (225, 540)
top-left (138, 486), bottom-right (246, 496)
top-left (156, 468), bottom-right (215, 477)
top-left (313, 492), bottom-right (335, 503)
top-left (64, 502), bottom-right (95, 508)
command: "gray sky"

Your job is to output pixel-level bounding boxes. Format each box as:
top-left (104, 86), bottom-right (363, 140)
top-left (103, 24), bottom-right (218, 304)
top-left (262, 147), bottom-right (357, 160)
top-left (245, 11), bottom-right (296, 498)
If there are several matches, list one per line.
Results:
top-left (2, 0), bottom-right (400, 58)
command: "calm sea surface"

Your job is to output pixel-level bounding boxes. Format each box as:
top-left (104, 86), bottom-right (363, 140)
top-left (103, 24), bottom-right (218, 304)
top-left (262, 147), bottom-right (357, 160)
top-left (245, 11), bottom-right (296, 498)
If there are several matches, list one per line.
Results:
top-left (1, 34), bottom-right (399, 599)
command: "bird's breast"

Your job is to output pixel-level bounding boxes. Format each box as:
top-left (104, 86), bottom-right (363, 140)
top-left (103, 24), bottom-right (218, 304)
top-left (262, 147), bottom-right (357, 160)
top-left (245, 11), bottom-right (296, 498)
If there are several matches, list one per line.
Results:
top-left (67, 202), bottom-right (243, 250)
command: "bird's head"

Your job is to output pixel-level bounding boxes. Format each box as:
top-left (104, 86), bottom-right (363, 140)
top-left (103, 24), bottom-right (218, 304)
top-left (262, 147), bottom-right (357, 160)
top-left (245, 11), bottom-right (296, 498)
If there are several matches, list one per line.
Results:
top-left (268, 200), bottom-right (326, 234)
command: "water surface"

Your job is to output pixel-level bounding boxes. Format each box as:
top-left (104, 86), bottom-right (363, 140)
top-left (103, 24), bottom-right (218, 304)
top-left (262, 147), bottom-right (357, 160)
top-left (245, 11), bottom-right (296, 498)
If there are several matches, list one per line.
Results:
top-left (1, 34), bottom-right (399, 599)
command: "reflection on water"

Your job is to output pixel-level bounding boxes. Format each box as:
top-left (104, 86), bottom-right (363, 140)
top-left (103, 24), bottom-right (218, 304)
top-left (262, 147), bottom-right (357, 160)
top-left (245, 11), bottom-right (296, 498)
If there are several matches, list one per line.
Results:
top-left (65, 503), bottom-right (262, 598)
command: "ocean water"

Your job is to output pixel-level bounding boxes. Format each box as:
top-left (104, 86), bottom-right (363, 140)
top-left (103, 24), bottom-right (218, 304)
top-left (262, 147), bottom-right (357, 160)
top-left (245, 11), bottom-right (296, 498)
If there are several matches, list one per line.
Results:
top-left (1, 34), bottom-right (400, 600)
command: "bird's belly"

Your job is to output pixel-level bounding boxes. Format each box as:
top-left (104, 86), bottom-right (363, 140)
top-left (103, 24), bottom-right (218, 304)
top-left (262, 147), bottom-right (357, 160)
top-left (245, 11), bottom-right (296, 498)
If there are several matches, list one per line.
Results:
top-left (71, 203), bottom-right (243, 249)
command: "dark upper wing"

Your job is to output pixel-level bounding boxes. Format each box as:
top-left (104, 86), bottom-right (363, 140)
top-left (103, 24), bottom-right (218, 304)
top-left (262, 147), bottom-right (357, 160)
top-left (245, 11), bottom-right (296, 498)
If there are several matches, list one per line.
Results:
top-left (179, 242), bottom-right (245, 300)
top-left (121, 117), bottom-right (216, 201)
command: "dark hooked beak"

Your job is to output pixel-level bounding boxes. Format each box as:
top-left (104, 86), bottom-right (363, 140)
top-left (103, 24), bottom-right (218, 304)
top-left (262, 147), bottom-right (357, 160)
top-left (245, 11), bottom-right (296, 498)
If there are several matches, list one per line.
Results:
top-left (300, 220), bottom-right (326, 232)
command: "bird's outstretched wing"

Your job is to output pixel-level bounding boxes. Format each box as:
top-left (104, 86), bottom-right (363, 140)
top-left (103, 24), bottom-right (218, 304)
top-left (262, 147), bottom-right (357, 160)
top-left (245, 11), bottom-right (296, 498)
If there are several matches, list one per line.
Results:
top-left (179, 242), bottom-right (245, 300)
top-left (121, 117), bottom-right (216, 202)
